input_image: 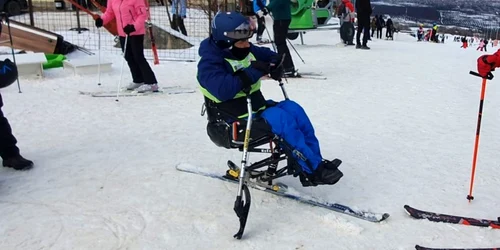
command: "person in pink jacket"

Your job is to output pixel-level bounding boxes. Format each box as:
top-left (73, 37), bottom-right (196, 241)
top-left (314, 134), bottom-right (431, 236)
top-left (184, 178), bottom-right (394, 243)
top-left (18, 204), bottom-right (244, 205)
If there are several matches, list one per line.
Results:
top-left (95, 0), bottom-right (159, 93)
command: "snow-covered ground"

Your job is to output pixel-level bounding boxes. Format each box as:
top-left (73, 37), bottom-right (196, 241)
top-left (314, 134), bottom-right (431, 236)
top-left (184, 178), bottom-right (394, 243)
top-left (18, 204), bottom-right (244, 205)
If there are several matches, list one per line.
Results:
top-left (1, 20), bottom-right (500, 249)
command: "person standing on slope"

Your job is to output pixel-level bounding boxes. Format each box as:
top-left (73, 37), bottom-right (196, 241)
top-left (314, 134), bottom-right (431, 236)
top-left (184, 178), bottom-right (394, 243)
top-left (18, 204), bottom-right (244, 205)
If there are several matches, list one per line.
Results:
top-left (0, 44), bottom-right (34, 170)
top-left (257, 0), bottom-right (300, 77)
top-left (253, 0), bottom-right (270, 44)
top-left (338, 0), bottom-right (355, 46)
top-left (95, 0), bottom-right (159, 93)
top-left (197, 11), bottom-right (343, 186)
top-left (370, 16), bottom-right (376, 38)
top-left (385, 16), bottom-right (393, 39)
top-left (355, 0), bottom-right (372, 49)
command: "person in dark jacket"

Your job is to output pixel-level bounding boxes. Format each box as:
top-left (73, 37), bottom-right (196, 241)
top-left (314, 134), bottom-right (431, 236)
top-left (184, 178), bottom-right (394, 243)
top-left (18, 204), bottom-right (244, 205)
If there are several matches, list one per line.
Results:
top-left (370, 17), bottom-right (376, 37)
top-left (376, 15), bottom-right (383, 39)
top-left (385, 16), bottom-right (393, 39)
top-left (355, 0), bottom-right (372, 49)
top-left (197, 12), bottom-right (343, 187)
top-left (258, 0), bottom-right (299, 77)
top-left (0, 26), bottom-right (34, 171)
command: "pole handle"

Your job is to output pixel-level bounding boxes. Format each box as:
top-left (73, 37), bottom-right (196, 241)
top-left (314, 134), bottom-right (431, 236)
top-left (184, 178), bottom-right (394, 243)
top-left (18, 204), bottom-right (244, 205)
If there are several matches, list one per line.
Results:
top-left (470, 71), bottom-right (494, 80)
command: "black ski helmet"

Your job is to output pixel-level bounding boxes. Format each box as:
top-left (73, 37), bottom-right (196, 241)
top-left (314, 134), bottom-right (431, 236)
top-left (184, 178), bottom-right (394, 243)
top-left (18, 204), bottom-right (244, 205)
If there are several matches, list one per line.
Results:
top-left (210, 11), bottom-right (255, 48)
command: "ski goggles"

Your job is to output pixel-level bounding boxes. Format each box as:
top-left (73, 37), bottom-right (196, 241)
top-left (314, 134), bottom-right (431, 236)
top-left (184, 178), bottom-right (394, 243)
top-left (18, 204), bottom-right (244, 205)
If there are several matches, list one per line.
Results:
top-left (224, 20), bottom-right (256, 40)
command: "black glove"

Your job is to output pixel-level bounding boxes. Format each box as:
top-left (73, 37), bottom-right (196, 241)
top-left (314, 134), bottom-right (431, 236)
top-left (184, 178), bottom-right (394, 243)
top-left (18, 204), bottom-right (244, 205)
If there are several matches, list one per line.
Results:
top-left (95, 17), bottom-right (103, 28)
top-left (123, 24), bottom-right (136, 35)
top-left (250, 61), bottom-right (271, 75)
top-left (269, 63), bottom-right (283, 81)
top-left (0, 59), bottom-right (18, 89)
top-left (261, 7), bottom-right (269, 15)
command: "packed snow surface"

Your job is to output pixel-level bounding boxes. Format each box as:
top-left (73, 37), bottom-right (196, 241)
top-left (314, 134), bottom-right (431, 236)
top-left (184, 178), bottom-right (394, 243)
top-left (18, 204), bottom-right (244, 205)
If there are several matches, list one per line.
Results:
top-left (0, 22), bottom-right (499, 249)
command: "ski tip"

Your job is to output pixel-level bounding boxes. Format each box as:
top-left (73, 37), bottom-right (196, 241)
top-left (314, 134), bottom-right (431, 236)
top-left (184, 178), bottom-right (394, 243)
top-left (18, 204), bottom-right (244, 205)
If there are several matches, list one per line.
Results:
top-left (415, 245), bottom-right (424, 250)
top-left (403, 205), bottom-right (414, 217)
top-left (380, 213), bottom-right (391, 222)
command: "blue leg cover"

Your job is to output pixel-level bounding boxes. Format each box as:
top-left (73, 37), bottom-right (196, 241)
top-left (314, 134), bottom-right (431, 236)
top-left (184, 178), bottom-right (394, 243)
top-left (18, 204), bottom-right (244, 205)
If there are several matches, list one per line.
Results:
top-left (261, 100), bottom-right (322, 174)
top-left (275, 100), bottom-right (322, 158)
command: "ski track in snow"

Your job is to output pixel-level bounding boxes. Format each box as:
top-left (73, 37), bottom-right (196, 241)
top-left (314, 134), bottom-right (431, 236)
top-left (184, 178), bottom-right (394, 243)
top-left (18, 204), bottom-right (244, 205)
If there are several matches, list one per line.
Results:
top-left (0, 21), bottom-right (500, 249)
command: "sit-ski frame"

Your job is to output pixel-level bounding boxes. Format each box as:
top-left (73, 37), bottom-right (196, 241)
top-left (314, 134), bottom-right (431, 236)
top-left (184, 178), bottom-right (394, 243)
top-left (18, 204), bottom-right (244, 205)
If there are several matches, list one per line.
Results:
top-left (232, 78), bottom-right (290, 239)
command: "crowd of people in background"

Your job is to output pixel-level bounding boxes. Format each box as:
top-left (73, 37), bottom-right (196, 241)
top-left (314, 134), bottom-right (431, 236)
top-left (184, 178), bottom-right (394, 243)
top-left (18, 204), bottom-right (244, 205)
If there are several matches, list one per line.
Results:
top-left (337, 0), bottom-right (397, 50)
top-left (455, 36), bottom-right (497, 51)
top-left (370, 15), bottom-right (394, 40)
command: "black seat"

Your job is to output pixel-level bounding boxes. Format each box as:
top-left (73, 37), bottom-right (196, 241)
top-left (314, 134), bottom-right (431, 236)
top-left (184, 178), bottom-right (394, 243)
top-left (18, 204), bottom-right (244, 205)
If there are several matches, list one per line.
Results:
top-left (203, 97), bottom-right (275, 151)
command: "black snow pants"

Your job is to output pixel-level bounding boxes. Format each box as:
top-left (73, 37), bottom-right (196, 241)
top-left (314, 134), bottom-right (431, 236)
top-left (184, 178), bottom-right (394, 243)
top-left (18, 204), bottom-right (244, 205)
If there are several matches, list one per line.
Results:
top-left (273, 19), bottom-right (295, 72)
top-left (256, 15), bottom-right (266, 38)
top-left (0, 93), bottom-right (20, 160)
top-left (376, 27), bottom-right (382, 39)
top-left (356, 16), bottom-right (371, 46)
top-left (119, 35), bottom-right (158, 85)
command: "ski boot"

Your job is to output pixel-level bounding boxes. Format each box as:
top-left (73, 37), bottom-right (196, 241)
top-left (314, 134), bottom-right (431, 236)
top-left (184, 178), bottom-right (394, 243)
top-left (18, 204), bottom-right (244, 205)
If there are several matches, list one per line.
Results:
top-left (300, 159), bottom-right (343, 187)
top-left (256, 36), bottom-right (271, 45)
top-left (284, 69), bottom-right (301, 78)
top-left (126, 82), bottom-right (144, 90)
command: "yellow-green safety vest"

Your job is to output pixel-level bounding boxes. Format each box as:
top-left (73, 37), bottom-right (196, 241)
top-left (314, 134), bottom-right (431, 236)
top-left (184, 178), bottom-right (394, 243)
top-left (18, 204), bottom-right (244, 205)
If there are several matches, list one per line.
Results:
top-left (199, 53), bottom-right (266, 118)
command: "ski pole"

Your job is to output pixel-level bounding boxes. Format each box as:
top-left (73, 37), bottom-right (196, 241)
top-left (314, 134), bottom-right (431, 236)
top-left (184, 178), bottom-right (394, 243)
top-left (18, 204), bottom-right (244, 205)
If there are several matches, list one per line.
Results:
top-left (467, 70), bottom-right (494, 202)
top-left (116, 35), bottom-right (129, 102)
top-left (264, 24), bottom-right (277, 52)
top-left (2, 13), bottom-right (21, 93)
top-left (286, 38), bottom-right (305, 64)
top-left (97, 27), bottom-right (101, 86)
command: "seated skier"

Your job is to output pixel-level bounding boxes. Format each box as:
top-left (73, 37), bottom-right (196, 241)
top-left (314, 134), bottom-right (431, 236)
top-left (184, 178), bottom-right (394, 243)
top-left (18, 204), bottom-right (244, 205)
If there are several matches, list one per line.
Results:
top-left (417, 24), bottom-right (424, 41)
top-left (197, 11), bottom-right (343, 187)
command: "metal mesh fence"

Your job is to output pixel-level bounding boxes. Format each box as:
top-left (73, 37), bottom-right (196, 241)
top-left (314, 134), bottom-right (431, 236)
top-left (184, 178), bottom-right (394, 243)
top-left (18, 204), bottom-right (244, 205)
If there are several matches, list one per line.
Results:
top-left (6, 0), bottom-right (240, 61)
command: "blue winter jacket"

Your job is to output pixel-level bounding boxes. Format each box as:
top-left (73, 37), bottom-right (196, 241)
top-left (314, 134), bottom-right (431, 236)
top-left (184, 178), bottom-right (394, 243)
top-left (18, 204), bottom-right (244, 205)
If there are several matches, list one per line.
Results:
top-left (197, 37), bottom-right (278, 102)
top-left (253, 0), bottom-right (266, 13)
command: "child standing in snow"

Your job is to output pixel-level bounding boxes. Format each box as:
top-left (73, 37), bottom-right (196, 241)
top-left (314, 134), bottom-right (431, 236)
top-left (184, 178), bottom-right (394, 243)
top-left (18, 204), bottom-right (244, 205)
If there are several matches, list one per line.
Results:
top-left (95, 0), bottom-right (159, 93)
top-left (477, 40), bottom-right (485, 51)
top-left (338, 0), bottom-right (355, 45)
top-left (253, 0), bottom-right (269, 44)
top-left (461, 37), bottom-right (468, 49)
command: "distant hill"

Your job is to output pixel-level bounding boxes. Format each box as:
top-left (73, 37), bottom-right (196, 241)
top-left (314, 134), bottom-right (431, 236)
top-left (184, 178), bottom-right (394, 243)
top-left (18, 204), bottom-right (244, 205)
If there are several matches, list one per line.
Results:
top-left (368, 0), bottom-right (500, 29)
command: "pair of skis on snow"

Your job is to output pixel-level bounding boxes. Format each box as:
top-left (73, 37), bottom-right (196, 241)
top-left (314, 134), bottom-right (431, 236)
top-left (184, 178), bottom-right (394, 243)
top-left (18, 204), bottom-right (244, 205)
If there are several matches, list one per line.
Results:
top-left (79, 85), bottom-right (195, 97)
top-left (176, 164), bottom-right (500, 249)
top-left (271, 71), bottom-right (328, 80)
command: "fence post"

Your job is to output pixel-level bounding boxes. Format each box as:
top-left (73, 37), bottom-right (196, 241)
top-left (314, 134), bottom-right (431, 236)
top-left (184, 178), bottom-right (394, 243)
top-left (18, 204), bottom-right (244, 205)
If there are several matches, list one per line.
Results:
top-left (28, 0), bottom-right (34, 26)
top-left (208, 0), bottom-right (213, 36)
